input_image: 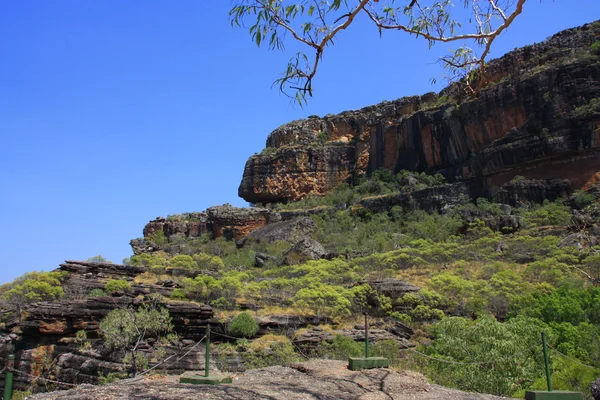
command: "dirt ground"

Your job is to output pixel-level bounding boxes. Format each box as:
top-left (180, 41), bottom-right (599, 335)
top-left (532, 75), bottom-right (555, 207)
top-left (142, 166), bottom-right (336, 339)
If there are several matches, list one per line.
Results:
top-left (29, 360), bottom-right (514, 400)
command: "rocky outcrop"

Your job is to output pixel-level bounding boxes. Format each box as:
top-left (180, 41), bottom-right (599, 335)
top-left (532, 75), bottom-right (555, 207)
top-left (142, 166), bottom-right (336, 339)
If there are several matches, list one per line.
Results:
top-left (592, 377), bottom-right (600, 400)
top-left (133, 205), bottom-right (283, 254)
top-left (0, 260), bottom-right (219, 393)
top-left (238, 217), bottom-right (316, 247)
top-left (357, 183), bottom-right (471, 214)
top-left (494, 178), bottom-right (574, 206)
top-left (239, 21), bottom-right (600, 204)
top-left (206, 204), bottom-right (280, 240)
top-left (367, 279), bottom-right (421, 300)
top-left (292, 323), bottom-right (414, 351)
top-left (283, 238), bottom-right (328, 265)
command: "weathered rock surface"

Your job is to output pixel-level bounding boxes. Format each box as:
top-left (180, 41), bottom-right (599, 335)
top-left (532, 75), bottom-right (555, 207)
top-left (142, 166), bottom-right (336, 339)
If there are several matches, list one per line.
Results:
top-left (367, 279), bottom-right (421, 300)
top-left (239, 21), bottom-right (600, 204)
top-left (238, 217), bottom-right (316, 247)
top-left (257, 314), bottom-right (331, 334)
top-left (206, 204), bottom-right (280, 240)
top-left (0, 261), bottom-right (217, 393)
top-left (494, 178), bottom-right (574, 206)
top-left (592, 377), bottom-right (600, 400)
top-left (27, 360), bottom-right (515, 400)
top-left (133, 205), bottom-right (283, 254)
top-left (283, 237), bottom-right (328, 265)
top-left (358, 183), bottom-right (471, 214)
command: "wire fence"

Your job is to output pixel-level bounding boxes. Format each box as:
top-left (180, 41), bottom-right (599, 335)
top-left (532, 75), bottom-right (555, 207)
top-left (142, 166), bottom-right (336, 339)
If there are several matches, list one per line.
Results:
top-left (398, 341), bottom-right (543, 366)
top-left (547, 344), bottom-right (600, 372)
top-left (2, 328), bottom-right (599, 392)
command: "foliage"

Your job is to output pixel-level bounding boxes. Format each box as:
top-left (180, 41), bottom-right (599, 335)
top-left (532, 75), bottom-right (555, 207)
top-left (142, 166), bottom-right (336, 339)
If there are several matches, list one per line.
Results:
top-left (571, 98), bottom-right (600, 119)
top-left (371, 339), bottom-right (400, 364)
top-left (592, 41), bottom-right (600, 56)
top-left (98, 371), bottom-right (127, 385)
top-left (104, 279), bottom-right (131, 294)
top-left (230, 0), bottom-right (529, 104)
top-left (228, 312), bottom-right (259, 338)
top-left (243, 335), bottom-right (299, 368)
top-left (99, 303), bottom-right (174, 376)
top-left (167, 254), bottom-right (196, 270)
top-left (1, 271), bottom-right (66, 321)
top-left (86, 255), bottom-right (112, 263)
top-left (293, 283), bottom-right (352, 319)
top-left (316, 334), bottom-right (363, 360)
top-left (87, 288), bottom-right (107, 297)
top-left (11, 390), bottom-right (33, 400)
top-left (423, 316), bottom-right (545, 396)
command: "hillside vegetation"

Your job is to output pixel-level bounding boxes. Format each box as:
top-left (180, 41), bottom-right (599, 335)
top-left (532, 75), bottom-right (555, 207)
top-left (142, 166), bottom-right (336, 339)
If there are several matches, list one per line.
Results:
top-left (5, 170), bottom-right (598, 398)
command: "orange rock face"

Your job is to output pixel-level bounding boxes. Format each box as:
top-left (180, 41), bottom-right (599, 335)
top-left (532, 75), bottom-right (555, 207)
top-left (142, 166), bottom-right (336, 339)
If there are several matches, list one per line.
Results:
top-left (239, 22), bottom-right (600, 203)
top-left (39, 320), bottom-right (68, 334)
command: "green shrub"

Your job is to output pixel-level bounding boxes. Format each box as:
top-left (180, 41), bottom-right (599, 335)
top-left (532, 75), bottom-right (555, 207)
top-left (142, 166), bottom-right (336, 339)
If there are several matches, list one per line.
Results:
top-left (320, 334), bottom-right (363, 359)
top-left (169, 288), bottom-right (187, 300)
top-left (104, 279), bottom-right (131, 294)
top-left (168, 254), bottom-right (195, 270)
top-left (591, 41), bottom-right (600, 56)
top-left (228, 312), bottom-right (259, 338)
top-left (88, 288), bottom-right (107, 297)
top-left (12, 390), bottom-right (33, 400)
top-left (372, 339), bottom-right (400, 364)
top-left (98, 372), bottom-right (126, 385)
top-left (389, 311), bottom-right (412, 325)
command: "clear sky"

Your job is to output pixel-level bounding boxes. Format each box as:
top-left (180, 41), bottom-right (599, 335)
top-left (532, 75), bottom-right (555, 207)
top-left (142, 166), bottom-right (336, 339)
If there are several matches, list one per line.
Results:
top-left (1, 1), bottom-right (598, 284)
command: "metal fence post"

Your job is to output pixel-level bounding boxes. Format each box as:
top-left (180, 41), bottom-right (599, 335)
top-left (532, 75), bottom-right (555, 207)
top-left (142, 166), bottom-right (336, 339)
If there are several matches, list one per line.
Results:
top-left (205, 325), bottom-right (210, 378)
top-left (542, 331), bottom-right (552, 392)
top-left (3, 354), bottom-right (15, 400)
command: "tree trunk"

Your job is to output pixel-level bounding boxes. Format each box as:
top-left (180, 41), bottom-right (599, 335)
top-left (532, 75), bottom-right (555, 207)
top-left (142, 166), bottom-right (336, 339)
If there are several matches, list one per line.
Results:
top-left (131, 349), bottom-right (137, 377)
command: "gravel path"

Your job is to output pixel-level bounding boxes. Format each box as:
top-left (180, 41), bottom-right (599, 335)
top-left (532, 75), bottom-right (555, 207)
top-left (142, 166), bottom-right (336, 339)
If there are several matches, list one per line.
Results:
top-left (29, 360), bottom-right (514, 400)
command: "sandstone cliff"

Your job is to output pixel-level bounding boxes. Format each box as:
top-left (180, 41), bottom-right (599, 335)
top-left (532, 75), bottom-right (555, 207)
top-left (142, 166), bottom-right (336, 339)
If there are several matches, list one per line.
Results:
top-left (239, 21), bottom-right (600, 204)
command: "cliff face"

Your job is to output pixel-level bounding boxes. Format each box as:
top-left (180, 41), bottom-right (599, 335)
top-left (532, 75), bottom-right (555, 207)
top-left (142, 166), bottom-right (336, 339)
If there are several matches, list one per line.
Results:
top-left (132, 205), bottom-right (281, 254)
top-left (239, 21), bottom-right (600, 204)
top-left (0, 261), bottom-right (215, 392)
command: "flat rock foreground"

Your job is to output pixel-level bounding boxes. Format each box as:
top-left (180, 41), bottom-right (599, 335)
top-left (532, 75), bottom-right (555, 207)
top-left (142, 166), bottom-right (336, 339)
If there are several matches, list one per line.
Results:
top-left (29, 360), bottom-right (513, 400)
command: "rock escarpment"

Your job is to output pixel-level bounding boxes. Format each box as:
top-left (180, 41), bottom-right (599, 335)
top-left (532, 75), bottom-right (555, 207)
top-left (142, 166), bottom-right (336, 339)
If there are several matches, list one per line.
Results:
top-left (132, 204), bottom-right (281, 254)
top-left (0, 261), bottom-right (215, 392)
top-left (239, 21), bottom-right (600, 204)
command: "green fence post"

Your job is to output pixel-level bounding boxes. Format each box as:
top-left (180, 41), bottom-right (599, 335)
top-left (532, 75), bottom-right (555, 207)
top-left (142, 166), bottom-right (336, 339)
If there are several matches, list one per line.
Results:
top-left (542, 331), bottom-right (552, 392)
top-left (205, 325), bottom-right (210, 378)
top-left (3, 354), bottom-right (15, 400)
top-left (364, 314), bottom-right (369, 359)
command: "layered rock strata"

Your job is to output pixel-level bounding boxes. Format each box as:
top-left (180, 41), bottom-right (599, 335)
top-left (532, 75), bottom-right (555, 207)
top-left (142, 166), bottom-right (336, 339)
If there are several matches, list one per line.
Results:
top-left (132, 204), bottom-right (281, 254)
top-left (239, 21), bottom-right (600, 204)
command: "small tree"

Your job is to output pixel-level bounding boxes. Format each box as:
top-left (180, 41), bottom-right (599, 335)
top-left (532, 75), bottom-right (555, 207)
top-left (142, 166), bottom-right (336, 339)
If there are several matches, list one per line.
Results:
top-left (228, 312), bottom-right (259, 338)
top-left (104, 279), bottom-right (131, 294)
top-left (1, 271), bottom-right (65, 322)
top-left (86, 255), bottom-right (112, 263)
top-left (99, 303), bottom-right (173, 377)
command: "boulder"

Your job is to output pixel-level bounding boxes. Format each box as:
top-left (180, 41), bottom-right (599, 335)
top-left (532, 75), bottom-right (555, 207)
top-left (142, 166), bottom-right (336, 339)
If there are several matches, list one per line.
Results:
top-left (238, 217), bottom-right (316, 247)
top-left (592, 377), bottom-right (600, 400)
top-left (283, 238), bottom-right (328, 265)
top-left (367, 279), bottom-right (421, 299)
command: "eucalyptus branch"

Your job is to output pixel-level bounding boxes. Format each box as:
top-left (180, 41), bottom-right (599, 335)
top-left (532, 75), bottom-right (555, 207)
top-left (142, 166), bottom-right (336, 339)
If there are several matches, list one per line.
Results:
top-left (231, 0), bottom-right (530, 104)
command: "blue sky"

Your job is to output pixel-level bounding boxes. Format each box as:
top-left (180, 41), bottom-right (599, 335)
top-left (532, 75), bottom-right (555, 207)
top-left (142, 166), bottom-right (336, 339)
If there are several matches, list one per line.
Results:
top-left (1, 1), bottom-right (598, 284)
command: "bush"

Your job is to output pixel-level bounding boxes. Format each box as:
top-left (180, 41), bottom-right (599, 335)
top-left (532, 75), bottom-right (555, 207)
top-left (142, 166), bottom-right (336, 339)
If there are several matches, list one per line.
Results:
top-left (319, 334), bottom-right (363, 359)
top-left (228, 312), bottom-right (259, 338)
top-left (169, 288), bottom-right (187, 300)
top-left (87, 288), bottom-right (107, 297)
top-left (167, 254), bottom-right (195, 270)
top-left (104, 279), bottom-right (131, 294)
top-left (243, 335), bottom-right (298, 368)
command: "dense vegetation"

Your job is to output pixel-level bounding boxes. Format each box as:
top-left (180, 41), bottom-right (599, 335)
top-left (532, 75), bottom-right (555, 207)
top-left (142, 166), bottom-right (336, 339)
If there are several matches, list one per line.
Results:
top-left (3, 170), bottom-right (600, 397)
